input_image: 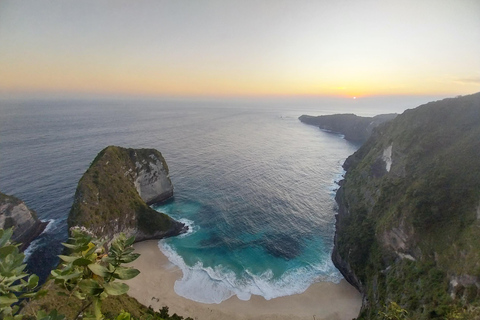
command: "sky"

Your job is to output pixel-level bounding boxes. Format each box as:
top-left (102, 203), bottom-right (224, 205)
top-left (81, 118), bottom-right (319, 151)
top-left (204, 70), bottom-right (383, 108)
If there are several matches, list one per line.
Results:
top-left (0, 0), bottom-right (479, 100)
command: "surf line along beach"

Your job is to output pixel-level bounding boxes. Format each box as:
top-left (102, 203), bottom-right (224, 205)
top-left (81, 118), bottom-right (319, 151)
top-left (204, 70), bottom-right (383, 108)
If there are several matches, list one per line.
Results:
top-left (127, 241), bottom-right (362, 320)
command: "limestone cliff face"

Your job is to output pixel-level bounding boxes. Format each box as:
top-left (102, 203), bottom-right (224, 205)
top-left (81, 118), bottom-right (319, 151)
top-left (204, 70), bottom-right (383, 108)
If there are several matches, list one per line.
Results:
top-left (299, 113), bottom-right (397, 142)
top-left (68, 146), bottom-right (185, 242)
top-left (133, 156), bottom-right (173, 205)
top-left (333, 93), bottom-right (480, 318)
top-left (0, 192), bottom-right (47, 251)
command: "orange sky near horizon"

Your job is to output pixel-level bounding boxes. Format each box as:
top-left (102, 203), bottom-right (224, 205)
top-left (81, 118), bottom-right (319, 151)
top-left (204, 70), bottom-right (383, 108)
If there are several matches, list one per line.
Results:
top-left (1, 0), bottom-right (479, 99)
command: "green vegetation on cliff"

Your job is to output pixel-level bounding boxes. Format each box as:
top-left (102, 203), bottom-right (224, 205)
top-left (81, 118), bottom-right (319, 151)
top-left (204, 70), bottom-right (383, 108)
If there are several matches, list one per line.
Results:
top-left (68, 146), bottom-right (184, 242)
top-left (334, 93), bottom-right (480, 319)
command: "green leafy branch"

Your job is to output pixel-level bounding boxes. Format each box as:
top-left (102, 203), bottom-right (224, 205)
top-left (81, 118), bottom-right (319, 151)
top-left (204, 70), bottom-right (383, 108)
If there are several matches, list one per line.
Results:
top-left (0, 228), bottom-right (46, 320)
top-left (51, 229), bottom-right (140, 320)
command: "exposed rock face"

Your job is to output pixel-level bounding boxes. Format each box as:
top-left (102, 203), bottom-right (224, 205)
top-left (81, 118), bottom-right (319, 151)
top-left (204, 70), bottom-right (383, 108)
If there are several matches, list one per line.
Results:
top-left (68, 146), bottom-right (185, 242)
top-left (333, 93), bottom-right (480, 318)
top-left (0, 192), bottom-right (47, 251)
top-left (133, 156), bottom-right (173, 205)
top-left (299, 113), bottom-right (397, 142)
top-left (381, 144), bottom-right (393, 172)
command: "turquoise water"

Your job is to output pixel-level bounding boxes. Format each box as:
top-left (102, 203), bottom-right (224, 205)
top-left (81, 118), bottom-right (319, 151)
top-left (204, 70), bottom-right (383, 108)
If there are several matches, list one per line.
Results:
top-left (149, 108), bottom-right (358, 303)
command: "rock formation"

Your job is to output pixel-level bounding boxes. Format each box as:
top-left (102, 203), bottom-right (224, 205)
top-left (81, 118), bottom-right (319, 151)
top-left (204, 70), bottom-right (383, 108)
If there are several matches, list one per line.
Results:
top-left (299, 113), bottom-right (397, 142)
top-left (0, 192), bottom-right (47, 251)
top-left (333, 93), bottom-right (480, 318)
top-left (68, 146), bottom-right (186, 242)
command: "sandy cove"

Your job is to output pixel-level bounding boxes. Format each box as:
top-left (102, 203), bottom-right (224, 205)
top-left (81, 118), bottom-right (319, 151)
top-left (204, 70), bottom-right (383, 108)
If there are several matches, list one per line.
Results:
top-left (127, 240), bottom-right (362, 320)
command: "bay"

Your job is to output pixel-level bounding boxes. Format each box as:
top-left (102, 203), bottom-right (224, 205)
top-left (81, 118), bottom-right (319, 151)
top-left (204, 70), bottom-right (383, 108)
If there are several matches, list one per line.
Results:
top-left (0, 98), bottom-right (359, 301)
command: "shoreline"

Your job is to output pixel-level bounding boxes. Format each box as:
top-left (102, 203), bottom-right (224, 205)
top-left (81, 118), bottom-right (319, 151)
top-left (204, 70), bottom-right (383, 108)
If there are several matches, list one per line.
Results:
top-left (127, 240), bottom-right (362, 320)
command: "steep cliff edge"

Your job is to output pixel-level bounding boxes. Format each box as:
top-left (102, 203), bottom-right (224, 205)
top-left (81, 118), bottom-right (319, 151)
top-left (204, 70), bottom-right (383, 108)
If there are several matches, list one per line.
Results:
top-left (68, 146), bottom-right (185, 242)
top-left (0, 192), bottom-right (47, 251)
top-left (299, 113), bottom-right (397, 142)
top-left (333, 93), bottom-right (480, 318)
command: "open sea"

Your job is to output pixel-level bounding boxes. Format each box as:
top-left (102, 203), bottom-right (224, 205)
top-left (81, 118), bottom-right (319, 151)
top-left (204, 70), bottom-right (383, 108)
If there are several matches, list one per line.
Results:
top-left (0, 97), bottom-right (397, 303)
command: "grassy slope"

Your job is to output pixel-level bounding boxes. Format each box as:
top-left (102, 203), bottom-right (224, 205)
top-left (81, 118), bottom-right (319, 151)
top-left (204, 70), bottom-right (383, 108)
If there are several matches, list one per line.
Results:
top-left (22, 281), bottom-right (151, 319)
top-left (335, 93), bottom-right (480, 319)
top-left (0, 192), bottom-right (23, 206)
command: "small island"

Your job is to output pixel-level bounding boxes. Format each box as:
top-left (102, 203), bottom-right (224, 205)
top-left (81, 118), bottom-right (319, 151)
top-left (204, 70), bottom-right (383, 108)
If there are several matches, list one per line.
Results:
top-left (68, 146), bottom-right (186, 242)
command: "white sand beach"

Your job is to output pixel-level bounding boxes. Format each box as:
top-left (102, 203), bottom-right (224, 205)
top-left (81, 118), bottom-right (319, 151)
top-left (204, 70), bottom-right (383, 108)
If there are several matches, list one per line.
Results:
top-left (127, 241), bottom-right (362, 320)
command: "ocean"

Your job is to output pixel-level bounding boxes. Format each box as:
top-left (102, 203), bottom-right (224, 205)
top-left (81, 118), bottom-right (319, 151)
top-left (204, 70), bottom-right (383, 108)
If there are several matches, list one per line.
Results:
top-left (1, 98), bottom-right (369, 303)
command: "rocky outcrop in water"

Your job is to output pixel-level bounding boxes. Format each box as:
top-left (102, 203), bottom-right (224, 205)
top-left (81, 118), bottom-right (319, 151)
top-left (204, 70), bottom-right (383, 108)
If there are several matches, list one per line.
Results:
top-left (332, 93), bottom-right (480, 318)
top-left (299, 113), bottom-right (397, 142)
top-left (0, 192), bottom-right (47, 251)
top-left (68, 146), bottom-right (186, 242)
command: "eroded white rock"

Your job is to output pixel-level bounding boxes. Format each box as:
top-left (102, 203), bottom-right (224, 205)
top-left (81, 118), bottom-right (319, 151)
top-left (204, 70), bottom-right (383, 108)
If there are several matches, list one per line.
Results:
top-left (382, 144), bottom-right (393, 172)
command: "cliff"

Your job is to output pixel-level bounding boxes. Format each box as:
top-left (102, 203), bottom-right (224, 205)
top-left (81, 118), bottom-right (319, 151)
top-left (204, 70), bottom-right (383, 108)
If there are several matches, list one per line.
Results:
top-left (333, 93), bottom-right (480, 318)
top-left (299, 113), bottom-right (397, 142)
top-left (0, 192), bottom-right (47, 251)
top-left (68, 146), bottom-right (186, 242)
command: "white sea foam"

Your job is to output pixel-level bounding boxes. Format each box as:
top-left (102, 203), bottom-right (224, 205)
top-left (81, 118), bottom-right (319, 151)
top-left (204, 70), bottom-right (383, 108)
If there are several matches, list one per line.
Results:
top-left (23, 219), bottom-right (56, 261)
top-left (158, 241), bottom-right (342, 304)
top-left (177, 218), bottom-right (198, 238)
top-left (327, 168), bottom-right (346, 196)
top-left (334, 168), bottom-right (346, 183)
top-left (327, 184), bottom-right (340, 196)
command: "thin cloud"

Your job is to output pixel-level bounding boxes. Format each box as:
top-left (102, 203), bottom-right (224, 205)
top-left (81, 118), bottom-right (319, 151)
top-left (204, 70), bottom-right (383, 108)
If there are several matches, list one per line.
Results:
top-left (455, 77), bottom-right (480, 85)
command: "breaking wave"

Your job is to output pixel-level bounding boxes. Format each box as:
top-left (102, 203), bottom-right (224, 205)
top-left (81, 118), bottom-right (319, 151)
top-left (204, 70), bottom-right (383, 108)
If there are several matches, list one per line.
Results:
top-left (158, 240), bottom-right (342, 304)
